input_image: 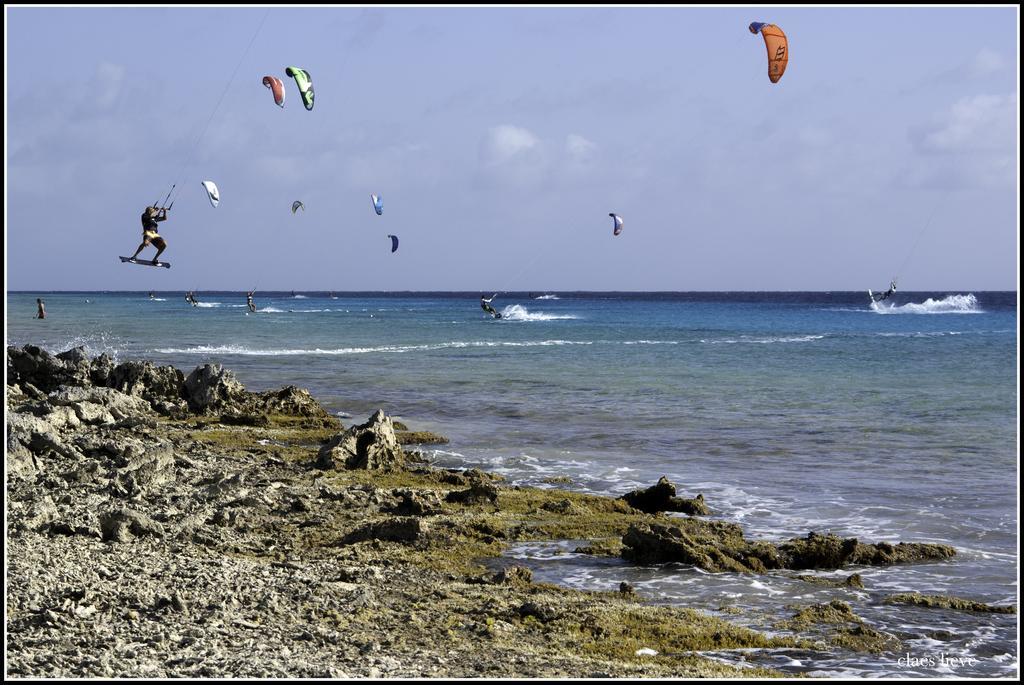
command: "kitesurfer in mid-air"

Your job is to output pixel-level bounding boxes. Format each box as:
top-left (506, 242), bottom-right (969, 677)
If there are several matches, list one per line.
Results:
top-left (131, 206), bottom-right (169, 265)
top-left (480, 294), bottom-right (501, 319)
top-left (872, 280), bottom-right (897, 302)
top-left (246, 290), bottom-right (256, 313)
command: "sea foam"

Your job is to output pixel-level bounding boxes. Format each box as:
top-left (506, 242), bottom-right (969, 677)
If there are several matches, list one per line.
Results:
top-left (871, 294), bottom-right (982, 314)
top-left (499, 304), bottom-right (578, 321)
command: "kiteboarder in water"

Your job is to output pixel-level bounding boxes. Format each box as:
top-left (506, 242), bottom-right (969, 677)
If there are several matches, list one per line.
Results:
top-left (480, 294), bottom-right (501, 319)
top-left (871, 280), bottom-right (897, 302)
top-left (246, 290), bottom-right (257, 313)
top-left (131, 206), bottom-right (169, 265)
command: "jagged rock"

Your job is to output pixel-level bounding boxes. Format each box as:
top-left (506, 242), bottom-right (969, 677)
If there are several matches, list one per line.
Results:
top-left (48, 386), bottom-right (153, 422)
top-left (109, 440), bottom-right (176, 497)
top-left (8, 411), bottom-right (84, 461)
top-left (341, 517), bottom-right (431, 545)
top-left (517, 601), bottom-right (559, 623)
top-left (334, 566), bottom-right (385, 583)
top-left (619, 476), bottom-right (675, 513)
top-left (574, 539), bottom-right (624, 557)
top-left (463, 468), bottom-right (504, 483)
top-left (618, 477), bottom-right (709, 515)
top-left (395, 431), bottom-right (449, 446)
top-left (55, 346), bottom-right (90, 366)
top-left (13, 496), bottom-right (58, 532)
top-left (793, 572), bottom-right (866, 589)
top-left (20, 381), bottom-right (47, 401)
top-left (883, 593), bottom-right (1016, 614)
top-left (7, 411), bottom-right (57, 443)
top-left (98, 509), bottom-right (166, 542)
top-left (54, 346), bottom-right (96, 387)
top-left (622, 524), bottom-right (956, 573)
top-left (41, 405), bottom-right (82, 431)
top-left (183, 364), bottom-right (247, 413)
top-left (7, 345), bottom-right (89, 392)
top-left (256, 386), bottom-right (332, 419)
top-left (779, 600), bottom-right (901, 654)
top-left (89, 353), bottom-right (115, 386)
top-left (621, 521), bottom-right (758, 572)
top-left (671, 493), bottom-right (709, 516)
top-left (152, 400), bottom-right (189, 418)
top-left (219, 412), bottom-right (271, 427)
top-left (541, 498), bottom-right (586, 515)
top-left (782, 599), bottom-right (861, 628)
top-left (316, 410), bottom-right (406, 471)
top-left (492, 566), bottom-right (533, 585)
top-left (437, 471), bottom-right (468, 487)
top-left (107, 360), bottom-right (185, 405)
top-left (385, 489), bottom-right (443, 516)
top-left (445, 479), bottom-right (499, 506)
top-left (6, 437), bottom-right (38, 479)
top-left (777, 532), bottom-right (956, 570)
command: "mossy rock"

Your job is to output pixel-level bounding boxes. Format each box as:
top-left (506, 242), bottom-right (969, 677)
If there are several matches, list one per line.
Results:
top-left (884, 592), bottom-right (1016, 614)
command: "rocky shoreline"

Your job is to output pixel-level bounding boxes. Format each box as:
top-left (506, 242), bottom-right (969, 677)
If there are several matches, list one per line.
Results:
top-left (5, 344), bottom-right (1013, 678)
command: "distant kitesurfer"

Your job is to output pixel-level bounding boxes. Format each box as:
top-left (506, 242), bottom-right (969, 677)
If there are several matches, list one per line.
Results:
top-left (480, 293), bottom-right (501, 319)
top-left (130, 206), bottom-right (169, 265)
top-left (186, 291), bottom-right (199, 307)
top-left (872, 280), bottom-right (897, 302)
top-left (149, 291), bottom-right (155, 300)
top-left (34, 298), bottom-right (46, 319)
top-left (246, 289), bottom-right (256, 313)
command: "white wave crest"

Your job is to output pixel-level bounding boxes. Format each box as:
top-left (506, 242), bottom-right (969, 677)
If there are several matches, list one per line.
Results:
top-left (500, 304), bottom-right (578, 321)
top-left (871, 294), bottom-right (982, 314)
top-left (193, 302), bottom-right (221, 308)
top-left (153, 340), bottom-right (595, 356)
top-left (534, 294), bottom-right (560, 300)
top-left (702, 335), bottom-right (826, 345)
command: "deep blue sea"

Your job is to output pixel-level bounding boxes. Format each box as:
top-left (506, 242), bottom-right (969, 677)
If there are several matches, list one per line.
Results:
top-left (6, 290), bottom-right (1018, 677)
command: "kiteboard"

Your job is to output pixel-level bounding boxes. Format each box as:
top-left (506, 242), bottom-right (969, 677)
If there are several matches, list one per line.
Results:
top-left (121, 256), bottom-right (171, 269)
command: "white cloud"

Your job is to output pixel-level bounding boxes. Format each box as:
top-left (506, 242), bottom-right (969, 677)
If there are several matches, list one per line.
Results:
top-left (566, 133), bottom-right (596, 159)
top-left (481, 125), bottom-right (540, 166)
top-left (968, 48), bottom-right (1004, 78)
top-left (916, 94), bottom-right (1016, 153)
top-left (94, 62), bottom-right (126, 109)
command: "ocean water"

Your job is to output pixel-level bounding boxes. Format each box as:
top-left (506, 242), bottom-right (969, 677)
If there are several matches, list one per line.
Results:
top-left (6, 290), bottom-right (1018, 676)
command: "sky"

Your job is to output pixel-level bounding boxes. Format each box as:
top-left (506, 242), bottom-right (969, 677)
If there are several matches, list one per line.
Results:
top-left (5, 5), bottom-right (1019, 291)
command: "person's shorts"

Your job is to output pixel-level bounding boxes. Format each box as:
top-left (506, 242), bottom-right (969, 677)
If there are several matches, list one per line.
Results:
top-left (143, 230), bottom-right (161, 243)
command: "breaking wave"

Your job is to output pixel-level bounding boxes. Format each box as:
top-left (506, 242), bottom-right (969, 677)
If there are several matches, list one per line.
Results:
top-left (153, 340), bottom-right (595, 356)
top-left (871, 294), bottom-right (982, 315)
top-left (702, 335), bottom-right (826, 345)
top-left (499, 304), bottom-right (578, 321)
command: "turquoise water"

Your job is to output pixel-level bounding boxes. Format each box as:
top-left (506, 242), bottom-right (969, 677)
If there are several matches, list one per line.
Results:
top-left (6, 290), bottom-right (1018, 676)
